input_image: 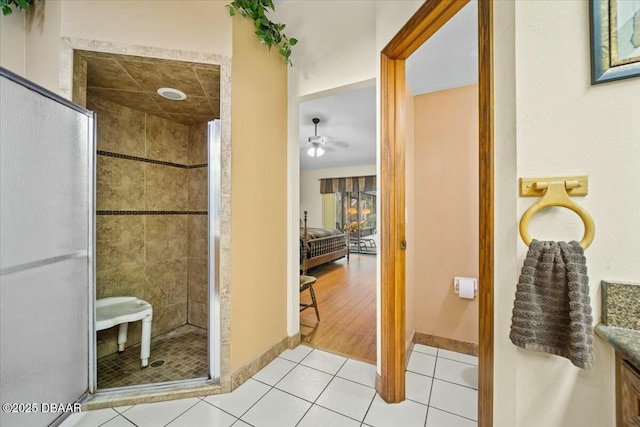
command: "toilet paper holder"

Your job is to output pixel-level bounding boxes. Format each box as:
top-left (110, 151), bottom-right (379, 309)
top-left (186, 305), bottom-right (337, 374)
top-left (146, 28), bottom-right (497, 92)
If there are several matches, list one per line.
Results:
top-left (454, 277), bottom-right (477, 298)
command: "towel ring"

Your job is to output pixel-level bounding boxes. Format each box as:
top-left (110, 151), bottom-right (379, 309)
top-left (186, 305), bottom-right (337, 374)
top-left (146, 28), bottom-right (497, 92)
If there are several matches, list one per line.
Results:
top-left (519, 181), bottom-right (595, 250)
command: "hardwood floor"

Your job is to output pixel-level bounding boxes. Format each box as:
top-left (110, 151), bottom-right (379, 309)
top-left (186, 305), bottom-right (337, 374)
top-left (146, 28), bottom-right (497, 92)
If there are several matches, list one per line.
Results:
top-left (300, 253), bottom-right (377, 363)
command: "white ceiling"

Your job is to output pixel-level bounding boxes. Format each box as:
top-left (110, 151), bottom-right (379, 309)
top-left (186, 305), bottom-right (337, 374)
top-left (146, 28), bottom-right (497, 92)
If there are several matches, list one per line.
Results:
top-left (406, 0), bottom-right (478, 95)
top-left (298, 1), bottom-right (478, 170)
top-left (299, 84), bottom-right (376, 171)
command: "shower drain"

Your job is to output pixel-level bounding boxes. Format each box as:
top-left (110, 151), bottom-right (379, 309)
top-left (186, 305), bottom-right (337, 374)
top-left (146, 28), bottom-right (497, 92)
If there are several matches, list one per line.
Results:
top-left (150, 360), bottom-right (165, 368)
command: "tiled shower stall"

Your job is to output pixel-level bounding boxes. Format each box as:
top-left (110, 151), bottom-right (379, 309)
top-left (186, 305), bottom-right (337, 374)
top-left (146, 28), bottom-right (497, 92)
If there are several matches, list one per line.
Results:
top-left (90, 95), bottom-right (209, 381)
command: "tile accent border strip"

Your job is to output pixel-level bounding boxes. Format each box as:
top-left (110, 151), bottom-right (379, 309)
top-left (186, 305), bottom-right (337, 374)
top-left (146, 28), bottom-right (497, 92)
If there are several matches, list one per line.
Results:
top-left (96, 211), bottom-right (208, 216)
top-left (413, 331), bottom-right (478, 356)
top-left (230, 333), bottom-right (301, 391)
top-left (97, 150), bottom-right (208, 169)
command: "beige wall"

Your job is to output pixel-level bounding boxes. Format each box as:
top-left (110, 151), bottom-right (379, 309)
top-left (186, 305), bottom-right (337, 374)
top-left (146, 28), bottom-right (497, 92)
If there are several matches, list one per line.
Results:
top-left (230, 17), bottom-right (288, 371)
top-left (412, 84), bottom-right (479, 344)
top-left (1, 0), bottom-right (232, 93)
top-left (27, 0), bottom-right (62, 92)
top-left (0, 12), bottom-right (26, 74)
top-left (405, 84), bottom-right (416, 351)
top-left (272, 1), bottom-right (377, 97)
top-left (502, 1), bottom-right (640, 426)
top-left (61, 0), bottom-right (232, 57)
top-left (2, 0), bottom-right (64, 93)
top-left (300, 164), bottom-right (377, 228)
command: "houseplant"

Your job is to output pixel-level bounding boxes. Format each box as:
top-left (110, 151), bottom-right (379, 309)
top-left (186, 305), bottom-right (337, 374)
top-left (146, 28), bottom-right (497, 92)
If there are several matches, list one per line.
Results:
top-left (227, 0), bottom-right (297, 65)
top-left (1, 0), bottom-right (35, 16)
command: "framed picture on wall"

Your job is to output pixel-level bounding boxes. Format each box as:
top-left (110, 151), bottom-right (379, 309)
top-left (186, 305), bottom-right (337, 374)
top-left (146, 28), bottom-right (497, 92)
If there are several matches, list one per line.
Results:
top-left (590, 0), bottom-right (640, 84)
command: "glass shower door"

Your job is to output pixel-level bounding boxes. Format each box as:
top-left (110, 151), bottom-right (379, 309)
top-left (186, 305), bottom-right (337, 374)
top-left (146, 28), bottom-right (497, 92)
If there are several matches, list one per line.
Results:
top-left (0, 68), bottom-right (94, 427)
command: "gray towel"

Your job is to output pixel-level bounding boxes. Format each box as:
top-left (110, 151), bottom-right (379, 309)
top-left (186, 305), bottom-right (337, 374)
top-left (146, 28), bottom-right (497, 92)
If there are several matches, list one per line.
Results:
top-left (509, 240), bottom-right (594, 369)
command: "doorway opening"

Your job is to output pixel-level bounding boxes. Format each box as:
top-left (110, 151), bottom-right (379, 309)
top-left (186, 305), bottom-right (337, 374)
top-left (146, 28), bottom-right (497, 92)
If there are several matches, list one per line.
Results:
top-left (379, 2), bottom-right (493, 427)
top-left (72, 50), bottom-right (221, 390)
top-left (298, 83), bottom-right (378, 363)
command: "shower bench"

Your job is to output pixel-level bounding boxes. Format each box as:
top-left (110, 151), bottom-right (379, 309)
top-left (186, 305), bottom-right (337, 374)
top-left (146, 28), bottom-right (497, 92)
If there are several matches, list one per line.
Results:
top-left (96, 297), bottom-right (153, 368)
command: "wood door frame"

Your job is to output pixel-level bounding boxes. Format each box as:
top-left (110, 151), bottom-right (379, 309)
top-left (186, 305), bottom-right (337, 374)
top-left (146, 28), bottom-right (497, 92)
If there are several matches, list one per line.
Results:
top-left (378, 1), bottom-right (494, 426)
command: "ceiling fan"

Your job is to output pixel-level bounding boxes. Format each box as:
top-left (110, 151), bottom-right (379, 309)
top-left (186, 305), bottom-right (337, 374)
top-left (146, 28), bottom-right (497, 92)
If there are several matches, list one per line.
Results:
top-left (304, 117), bottom-right (348, 158)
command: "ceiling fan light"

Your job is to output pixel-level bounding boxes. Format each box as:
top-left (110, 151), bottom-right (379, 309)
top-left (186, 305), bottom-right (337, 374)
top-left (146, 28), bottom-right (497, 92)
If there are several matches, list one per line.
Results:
top-left (306, 118), bottom-right (327, 158)
top-left (306, 145), bottom-right (326, 158)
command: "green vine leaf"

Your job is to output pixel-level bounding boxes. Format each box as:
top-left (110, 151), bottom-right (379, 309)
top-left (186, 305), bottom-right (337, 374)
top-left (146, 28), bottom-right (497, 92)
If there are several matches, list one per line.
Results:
top-left (1, 0), bottom-right (36, 16)
top-left (227, 0), bottom-right (296, 66)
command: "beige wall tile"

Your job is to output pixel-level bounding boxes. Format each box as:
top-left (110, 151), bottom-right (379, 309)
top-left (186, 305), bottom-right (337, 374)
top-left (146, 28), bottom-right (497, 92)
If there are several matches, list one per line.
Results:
top-left (96, 215), bottom-right (145, 271)
top-left (145, 215), bottom-right (188, 264)
top-left (145, 114), bottom-right (189, 164)
top-left (194, 67), bottom-right (220, 99)
top-left (97, 328), bottom-right (118, 358)
top-left (188, 301), bottom-right (208, 329)
top-left (145, 258), bottom-right (188, 308)
top-left (168, 114), bottom-right (215, 125)
top-left (97, 320), bottom-right (142, 359)
top-left (87, 57), bottom-right (141, 91)
top-left (189, 122), bottom-right (208, 165)
top-left (87, 95), bottom-right (145, 157)
top-left (97, 156), bottom-right (145, 211)
top-left (72, 52), bottom-right (87, 107)
top-left (145, 164), bottom-right (188, 210)
top-left (188, 167), bottom-right (208, 211)
top-left (96, 266), bottom-right (146, 300)
top-left (90, 88), bottom-right (163, 115)
top-left (154, 302), bottom-right (188, 336)
top-left (188, 257), bottom-right (208, 304)
top-left (153, 94), bottom-right (214, 116)
top-left (188, 215), bottom-right (208, 258)
top-left (120, 61), bottom-right (205, 97)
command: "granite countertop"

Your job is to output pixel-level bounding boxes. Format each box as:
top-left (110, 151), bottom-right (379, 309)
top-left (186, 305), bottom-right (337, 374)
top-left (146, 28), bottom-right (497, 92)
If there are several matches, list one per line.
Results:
top-left (595, 324), bottom-right (640, 371)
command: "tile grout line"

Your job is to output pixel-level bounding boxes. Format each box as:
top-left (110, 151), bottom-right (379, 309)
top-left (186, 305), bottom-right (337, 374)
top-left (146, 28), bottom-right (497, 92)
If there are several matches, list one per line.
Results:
top-left (425, 354), bottom-right (439, 426)
top-left (199, 399), bottom-right (244, 425)
top-left (119, 412), bottom-right (140, 427)
top-left (413, 346), bottom-right (478, 367)
top-left (99, 346), bottom-right (477, 427)
top-left (279, 353), bottom-right (376, 390)
top-left (232, 369), bottom-right (287, 423)
top-left (406, 352), bottom-right (479, 391)
top-left (159, 398), bottom-right (201, 427)
top-left (292, 350), bottom-right (348, 427)
top-left (425, 354), bottom-right (479, 424)
top-left (406, 367), bottom-right (478, 391)
top-left (426, 405), bottom-right (479, 423)
top-left (359, 388), bottom-right (377, 426)
top-left (273, 348), bottom-right (370, 425)
top-left (237, 349), bottom-right (311, 425)
top-left (283, 348), bottom-right (441, 424)
top-left (297, 349), bottom-right (371, 425)
top-left (95, 408), bottom-right (122, 427)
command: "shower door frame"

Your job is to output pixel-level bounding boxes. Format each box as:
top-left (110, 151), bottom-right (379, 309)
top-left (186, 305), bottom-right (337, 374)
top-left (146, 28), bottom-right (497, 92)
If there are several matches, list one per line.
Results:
top-left (208, 119), bottom-right (222, 383)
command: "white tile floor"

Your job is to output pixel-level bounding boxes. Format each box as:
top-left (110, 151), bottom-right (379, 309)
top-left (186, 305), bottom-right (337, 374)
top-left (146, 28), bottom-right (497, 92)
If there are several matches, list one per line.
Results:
top-left (61, 344), bottom-right (478, 427)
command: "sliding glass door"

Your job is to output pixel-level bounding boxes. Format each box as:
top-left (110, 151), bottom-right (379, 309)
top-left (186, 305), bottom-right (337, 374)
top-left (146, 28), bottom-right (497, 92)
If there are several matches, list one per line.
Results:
top-left (337, 191), bottom-right (377, 254)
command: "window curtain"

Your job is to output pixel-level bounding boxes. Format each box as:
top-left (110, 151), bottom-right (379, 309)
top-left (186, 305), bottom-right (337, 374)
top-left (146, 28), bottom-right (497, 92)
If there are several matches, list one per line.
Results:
top-left (322, 194), bottom-right (336, 229)
top-left (319, 175), bottom-right (376, 194)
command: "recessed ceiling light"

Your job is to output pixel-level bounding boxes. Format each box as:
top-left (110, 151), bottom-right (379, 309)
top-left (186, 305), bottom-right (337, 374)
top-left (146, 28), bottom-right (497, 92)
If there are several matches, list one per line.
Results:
top-left (157, 87), bottom-right (187, 101)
